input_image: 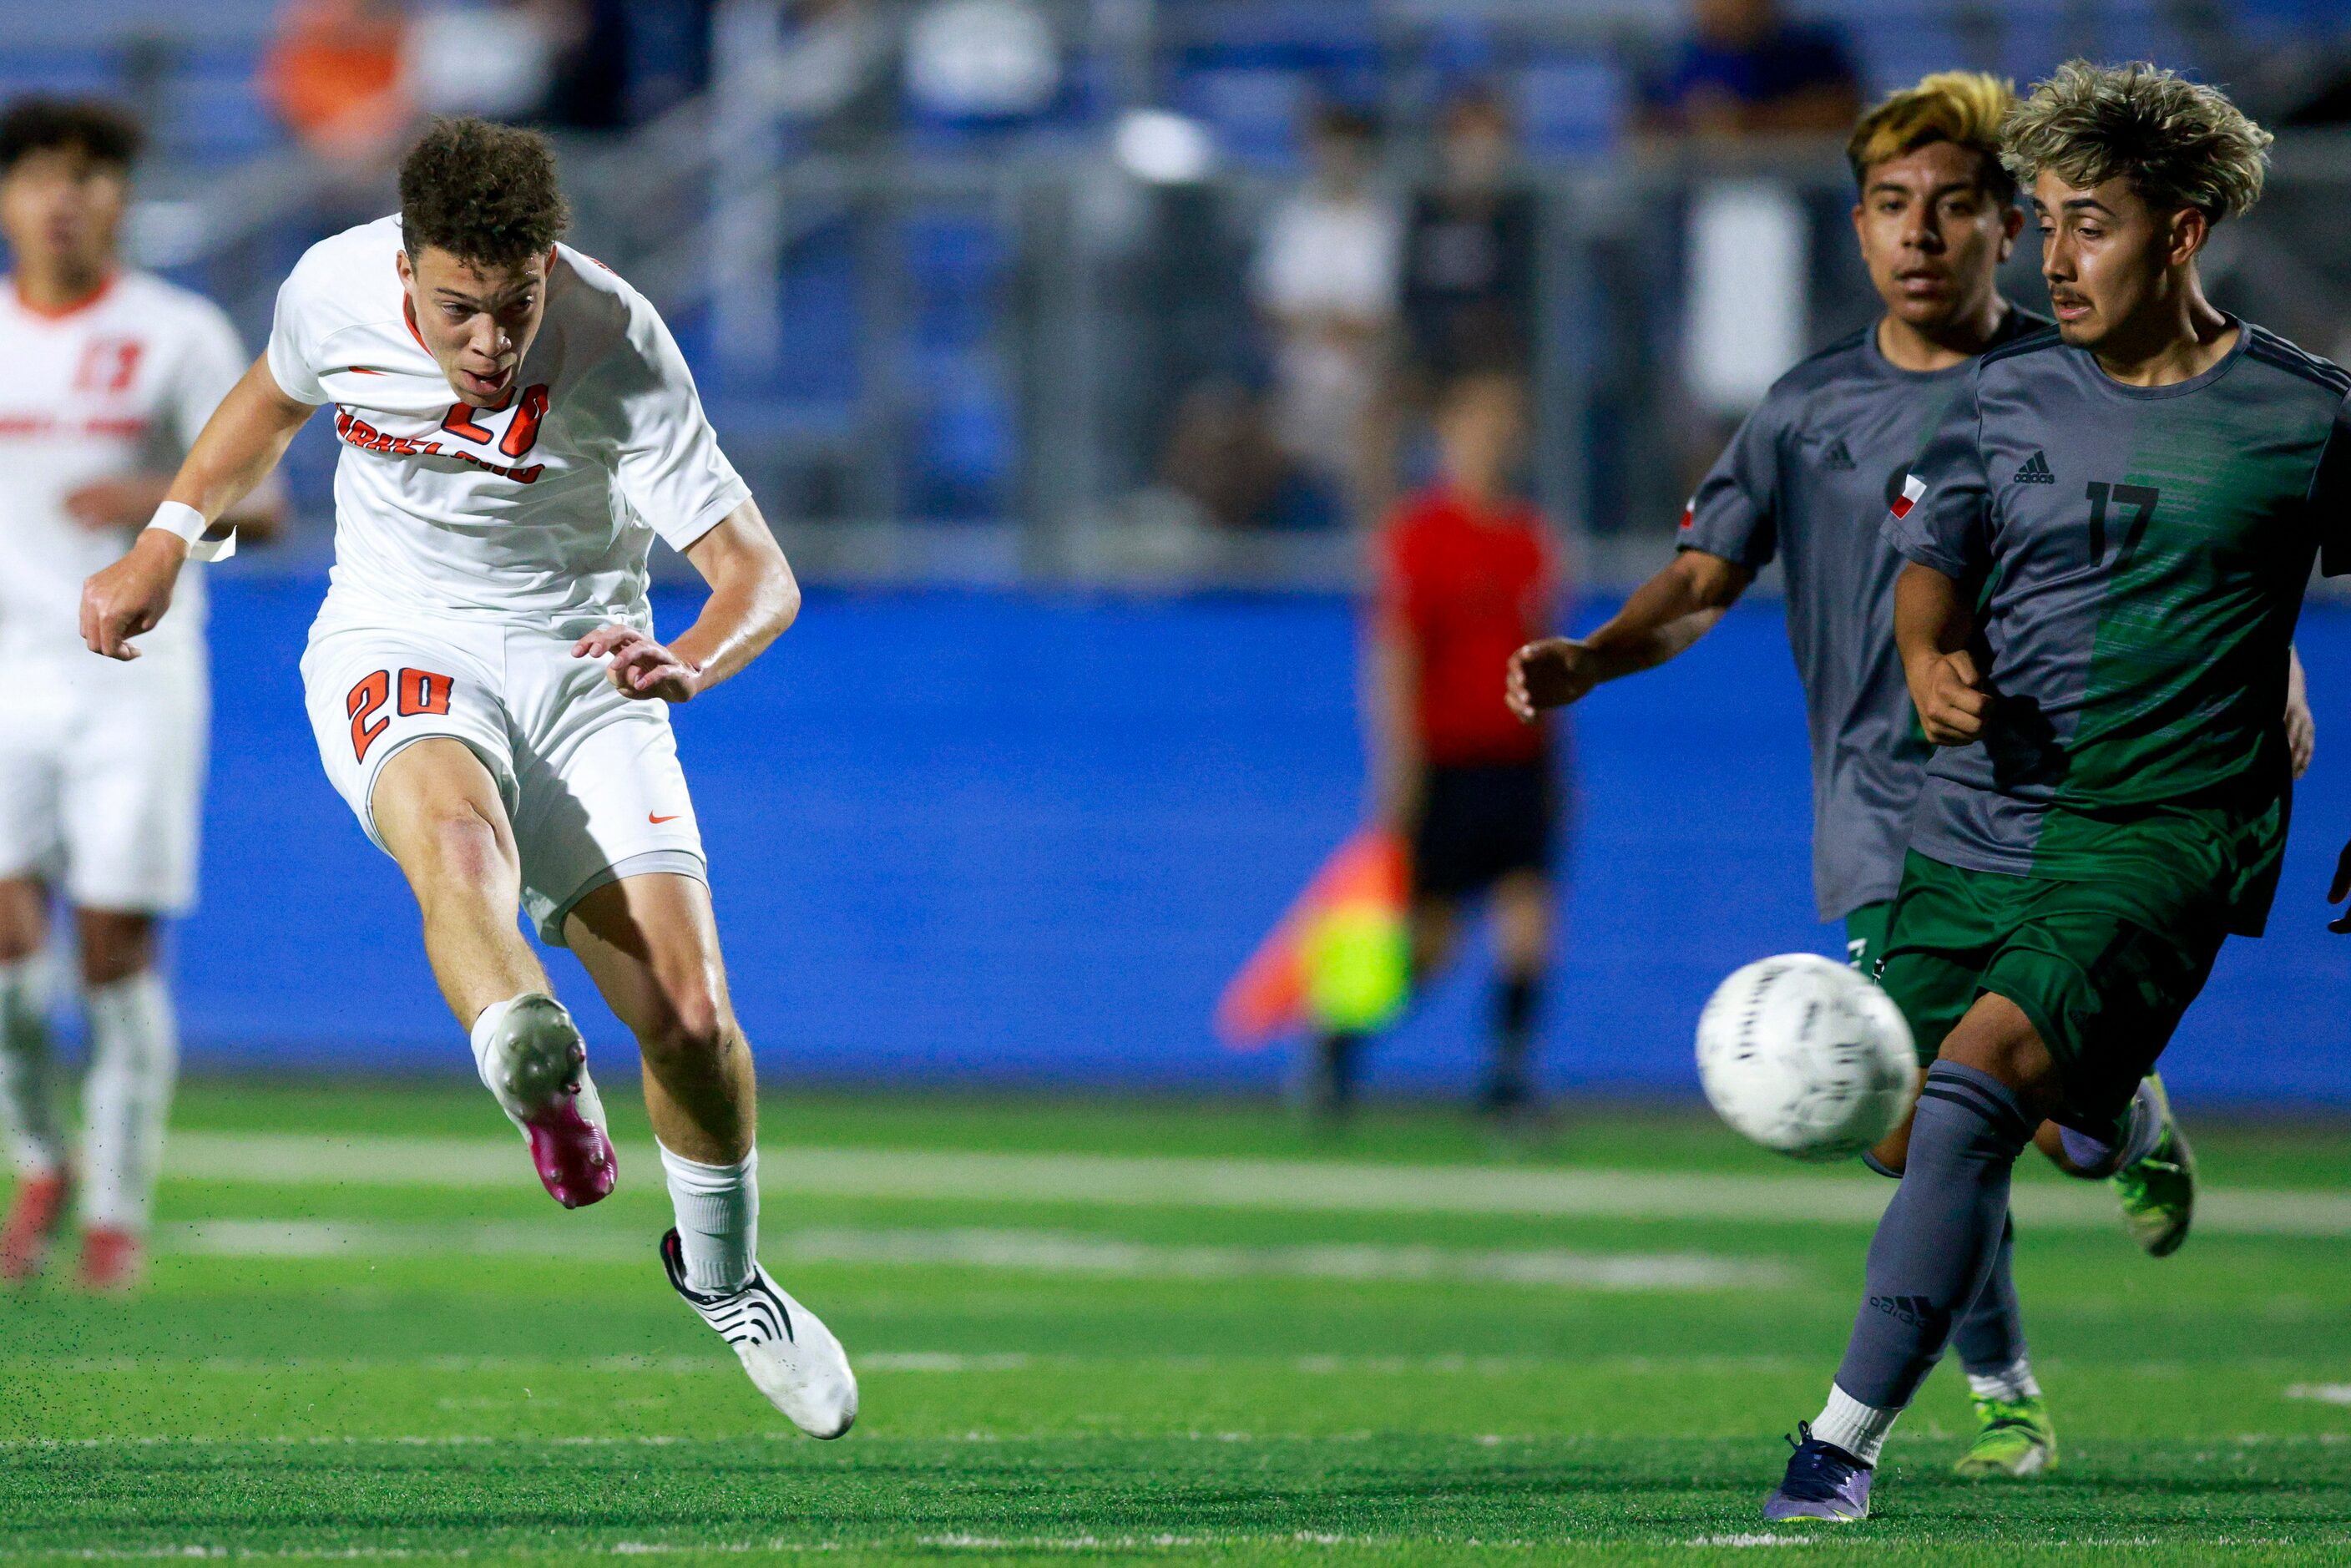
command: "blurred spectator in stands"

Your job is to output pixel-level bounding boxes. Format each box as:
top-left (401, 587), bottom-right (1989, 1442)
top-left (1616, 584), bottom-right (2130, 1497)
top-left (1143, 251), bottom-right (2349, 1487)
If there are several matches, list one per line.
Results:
top-left (1401, 87), bottom-right (1535, 395)
top-left (1159, 379), bottom-right (1337, 534)
top-left (408, 2), bottom-right (562, 124)
top-left (1639, 0), bottom-right (1860, 139)
top-left (260, 0), bottom-right (414, 166)
top-left (537, 0), bottom-right (715, 132)
top-left (1251, 104), bottom-right (1402, 531)
top-left (905, 0), bottom-right (1061, 126)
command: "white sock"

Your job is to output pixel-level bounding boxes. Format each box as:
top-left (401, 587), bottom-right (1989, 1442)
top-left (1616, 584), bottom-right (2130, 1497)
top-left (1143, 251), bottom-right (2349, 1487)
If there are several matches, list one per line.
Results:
top-left (0, 956), bottom-right (66, 1175)
top-left (659, 1141), bottom-right (758, 1293)
top-left (1811, 1383), bottom-right (1899, 1466)
top-left (468, 994), bottom-right (528, 1086)
top-left (80, 970), bottom-right (179, 1232)
top-left (1966, 1357), bottom-right (2042, 1404)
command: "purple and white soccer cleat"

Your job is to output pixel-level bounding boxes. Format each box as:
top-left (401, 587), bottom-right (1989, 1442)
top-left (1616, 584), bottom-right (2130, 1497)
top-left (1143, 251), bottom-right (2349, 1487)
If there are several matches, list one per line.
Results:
top-left (476, 994), bottom-right (616, 1209)
top-left (1762, 1422), bottom-right (1873, 1522)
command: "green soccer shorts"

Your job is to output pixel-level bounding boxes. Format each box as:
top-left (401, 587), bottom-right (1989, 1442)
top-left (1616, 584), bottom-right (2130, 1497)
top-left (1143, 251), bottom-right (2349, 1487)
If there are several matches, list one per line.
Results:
top-left (1843, 901), bottom-right (1892, 975)
top-left (1874, 850), bottom-right (2227, 1134)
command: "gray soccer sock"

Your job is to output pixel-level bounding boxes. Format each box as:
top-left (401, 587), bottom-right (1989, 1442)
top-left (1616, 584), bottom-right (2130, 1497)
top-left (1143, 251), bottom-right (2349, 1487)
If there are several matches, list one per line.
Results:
top-left (1833, 1060), bottom-right (2035, 1413)
top-left (2055, 1077), bottom-right (2164, 1177)
top-left (1858, 1144), bottom-right (2029, 1382)
top-left (0, 956), bottom-right (68, 1175)
top-left (1949, 1211), bottom-right (2030, 1381)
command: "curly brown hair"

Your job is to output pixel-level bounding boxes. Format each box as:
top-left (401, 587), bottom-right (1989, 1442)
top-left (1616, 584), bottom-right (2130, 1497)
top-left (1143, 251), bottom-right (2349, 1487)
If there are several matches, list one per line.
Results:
top-left (2001, 61), bottom-right (2272, 222)
top-left (398, 117), bottom-right (569, 268)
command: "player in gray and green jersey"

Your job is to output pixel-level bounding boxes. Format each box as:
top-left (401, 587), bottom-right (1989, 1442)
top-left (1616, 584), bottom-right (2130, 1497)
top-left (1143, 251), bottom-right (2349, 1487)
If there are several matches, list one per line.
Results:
top-left (1768, 62), bottom-right (2334, 1523)
top-left (1514, 73), bottom-right (2125, 1484)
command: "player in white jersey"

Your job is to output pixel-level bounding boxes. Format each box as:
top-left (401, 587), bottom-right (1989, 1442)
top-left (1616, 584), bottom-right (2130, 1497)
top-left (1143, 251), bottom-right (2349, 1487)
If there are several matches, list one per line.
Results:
top-left (80, 118), bottom-right (856, 1435)
top-left (0, 99), bottom-right (284, 1291)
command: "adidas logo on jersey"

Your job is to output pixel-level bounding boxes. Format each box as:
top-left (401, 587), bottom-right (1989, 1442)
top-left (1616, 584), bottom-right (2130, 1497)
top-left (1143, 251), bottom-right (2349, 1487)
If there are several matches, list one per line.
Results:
top-left (2015, 450), bottom-right (2056, 484)
top-left (1821, 438), bottom-right (1857, 471)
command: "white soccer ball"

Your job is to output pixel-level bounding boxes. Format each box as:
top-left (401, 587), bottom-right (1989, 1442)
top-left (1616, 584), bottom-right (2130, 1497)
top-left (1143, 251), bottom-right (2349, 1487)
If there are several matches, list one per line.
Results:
top-left (1695, 953), bottom-right (1919, 1162)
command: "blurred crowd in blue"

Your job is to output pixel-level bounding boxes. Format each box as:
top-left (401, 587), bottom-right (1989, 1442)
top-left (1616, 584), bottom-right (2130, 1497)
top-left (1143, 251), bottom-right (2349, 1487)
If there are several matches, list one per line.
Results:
top-left (12, 2), bottom-right (2351, 561)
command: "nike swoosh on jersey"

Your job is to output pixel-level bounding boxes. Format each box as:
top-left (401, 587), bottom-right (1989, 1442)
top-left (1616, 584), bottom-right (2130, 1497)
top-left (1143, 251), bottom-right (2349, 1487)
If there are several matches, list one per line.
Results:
top-left (649, 812), bottom-right (683, 824)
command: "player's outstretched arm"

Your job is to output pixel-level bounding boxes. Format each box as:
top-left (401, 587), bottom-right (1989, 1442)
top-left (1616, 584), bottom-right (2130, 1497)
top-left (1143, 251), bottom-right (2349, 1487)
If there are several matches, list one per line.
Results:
top-left (575, 499), bottom-right (799, 703)
top-left (1504, 549), bottom-right (1750, 721)
top-left (1893, 559), bottom-right (1993, 746)
top-left (80, 357), bottom-right (315, 661)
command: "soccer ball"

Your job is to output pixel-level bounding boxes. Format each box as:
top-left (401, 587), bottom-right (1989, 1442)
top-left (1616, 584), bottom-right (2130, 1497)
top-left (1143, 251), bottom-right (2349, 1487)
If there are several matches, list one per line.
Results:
top-left (1695, 953), bottom-right (1919, 1162)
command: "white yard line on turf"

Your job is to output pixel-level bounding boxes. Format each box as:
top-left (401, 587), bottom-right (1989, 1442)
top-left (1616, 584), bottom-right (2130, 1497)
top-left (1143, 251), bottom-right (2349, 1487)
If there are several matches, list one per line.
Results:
top-left (156, 1220), bottom-right (1792, 1292)
top-left (162, 1131), bottom-right (2351, 1237)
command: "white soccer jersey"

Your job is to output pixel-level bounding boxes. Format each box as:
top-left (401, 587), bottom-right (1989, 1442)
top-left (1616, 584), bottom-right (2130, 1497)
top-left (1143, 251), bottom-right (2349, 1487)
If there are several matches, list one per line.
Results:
top-left (0, 271), bottom-right (250, 661)
top-left (265, 216), bottom-right (750, 629)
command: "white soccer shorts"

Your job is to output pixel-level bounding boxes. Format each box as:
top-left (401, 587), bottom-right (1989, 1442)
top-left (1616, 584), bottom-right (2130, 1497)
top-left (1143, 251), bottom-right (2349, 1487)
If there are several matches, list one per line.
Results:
top-left (0, 649), bottom-right (208, 913)
top-left (300, 609), bottom-right (706, 945)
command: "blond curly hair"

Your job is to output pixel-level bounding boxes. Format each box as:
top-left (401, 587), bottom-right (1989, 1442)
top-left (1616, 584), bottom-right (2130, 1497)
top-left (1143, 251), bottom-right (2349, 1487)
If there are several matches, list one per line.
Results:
top-left (1846, 70), bottom-right (2018, 201)
top-left (2000, 60), bottom-right (2273, 221)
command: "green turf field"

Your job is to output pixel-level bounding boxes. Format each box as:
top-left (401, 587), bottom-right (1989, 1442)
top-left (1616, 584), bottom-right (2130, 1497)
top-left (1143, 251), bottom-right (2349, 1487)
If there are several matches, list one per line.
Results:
top-left (4, 1079), bottom-right (2349, 1565)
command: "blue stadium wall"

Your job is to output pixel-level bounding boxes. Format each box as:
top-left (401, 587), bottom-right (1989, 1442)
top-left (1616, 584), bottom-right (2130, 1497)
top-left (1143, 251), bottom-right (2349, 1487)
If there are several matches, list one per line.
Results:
top-left (170, 579), bottom-right (2351, 1105)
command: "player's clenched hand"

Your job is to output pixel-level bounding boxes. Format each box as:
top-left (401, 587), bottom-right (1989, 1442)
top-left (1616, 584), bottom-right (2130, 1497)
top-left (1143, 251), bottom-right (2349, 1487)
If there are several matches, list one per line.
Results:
top-left (1914, 649), bottom-right (1993, 746)
top-left (2328, 840), bottom-right (2351, 933)
top-left (574, 623), bottom-right (702, 702)
top-left (1505, 638), bottom-right (1599, 721)
top-left (80, 529), bottom-right (187, 662)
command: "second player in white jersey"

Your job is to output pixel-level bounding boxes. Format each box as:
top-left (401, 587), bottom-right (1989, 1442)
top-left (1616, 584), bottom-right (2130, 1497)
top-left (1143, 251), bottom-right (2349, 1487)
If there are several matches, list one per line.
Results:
top-left (81, 116), bottom-right (857, 1434)
top-left (0, 98), bottom-right (281, 1293)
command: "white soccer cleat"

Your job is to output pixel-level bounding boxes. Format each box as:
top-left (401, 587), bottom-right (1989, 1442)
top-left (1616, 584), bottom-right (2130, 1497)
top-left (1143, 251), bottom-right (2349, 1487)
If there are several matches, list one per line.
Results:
top-left (475, 994), bottom-right (616, 1209)
top-left (660, 1228), bottom-right (858, 1439)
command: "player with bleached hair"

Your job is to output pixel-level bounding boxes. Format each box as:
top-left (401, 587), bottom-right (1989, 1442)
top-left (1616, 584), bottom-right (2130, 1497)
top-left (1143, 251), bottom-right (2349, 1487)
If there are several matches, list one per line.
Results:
top-left (80, 117), bottom-right (856, 1435)
top-left (1754, 61), bottom-right (2344, 1520)
top-left (0, 99), bottom-right (285, 1290)
top-left (1509, 69), bottom-right (2296, 1480)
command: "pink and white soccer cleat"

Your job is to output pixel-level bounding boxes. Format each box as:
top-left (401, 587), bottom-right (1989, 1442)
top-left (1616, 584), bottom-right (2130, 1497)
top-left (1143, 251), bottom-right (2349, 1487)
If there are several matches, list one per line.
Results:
top-left (0, 1171), bottom-right (72, 1282)
top-left (476, 994), bottom-right (616, 1209)
top-left (77, 1226), bottom-right (144, 1293)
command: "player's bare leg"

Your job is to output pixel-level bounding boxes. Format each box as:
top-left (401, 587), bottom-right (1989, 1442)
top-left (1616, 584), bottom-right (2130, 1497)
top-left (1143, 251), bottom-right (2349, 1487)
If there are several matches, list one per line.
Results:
top-left (565, 872), bottom-right (857, 1439)
top-left (1484, 871), bottom-right (1549, 1120)
top-left (73, 908), bottom-right (173, 1291)
top-left (0, 878), bottom-right (71, 1282)
top-left (372, 740), bottom-right (614, 1208)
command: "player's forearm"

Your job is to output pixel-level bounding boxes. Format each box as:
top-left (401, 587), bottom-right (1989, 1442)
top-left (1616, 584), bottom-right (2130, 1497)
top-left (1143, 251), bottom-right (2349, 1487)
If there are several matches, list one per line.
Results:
top-left (1579, 551), bottom-right (1748, 683)
top-left (162, 360), bottom-right (313, 531)
top-left (671, 502), bottom-right (800, 693)
top-left (1892, 560), bottom-right (1973, 678)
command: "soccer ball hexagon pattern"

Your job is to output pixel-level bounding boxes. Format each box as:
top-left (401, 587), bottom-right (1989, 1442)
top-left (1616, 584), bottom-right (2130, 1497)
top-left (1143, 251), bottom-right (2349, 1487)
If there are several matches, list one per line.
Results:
top-left (1695, 953), bottom-right (1919, 1162)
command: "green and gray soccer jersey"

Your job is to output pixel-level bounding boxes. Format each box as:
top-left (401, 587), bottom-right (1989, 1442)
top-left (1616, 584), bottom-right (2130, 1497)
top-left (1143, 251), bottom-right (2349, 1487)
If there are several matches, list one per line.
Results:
top-left (1883, 321), bottom-right (2351, 936)
top-left (1679, 311), bottom-right (2049, 922)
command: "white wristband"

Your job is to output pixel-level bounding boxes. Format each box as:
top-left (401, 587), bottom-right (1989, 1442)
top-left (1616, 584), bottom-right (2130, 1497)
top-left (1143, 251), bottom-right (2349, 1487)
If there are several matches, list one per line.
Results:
top-left (145, 501), bottom-right (235, 562)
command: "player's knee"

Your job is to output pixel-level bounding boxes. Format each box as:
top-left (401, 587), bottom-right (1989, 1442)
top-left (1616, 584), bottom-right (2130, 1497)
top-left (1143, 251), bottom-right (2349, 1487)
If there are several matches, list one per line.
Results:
top-left (635, 981), bottom-right (734, 1070)
top-left (0, 881), bottom-right (47, 963)
top-left (75, 913), bottom-right (158, 989)
top-left (407, 803), bottom-right (513, 892)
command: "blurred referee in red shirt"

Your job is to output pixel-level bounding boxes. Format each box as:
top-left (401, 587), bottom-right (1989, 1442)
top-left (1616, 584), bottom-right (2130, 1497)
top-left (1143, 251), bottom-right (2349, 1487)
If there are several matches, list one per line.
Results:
top-left (1308, 370), bottom-right (1563, 1124)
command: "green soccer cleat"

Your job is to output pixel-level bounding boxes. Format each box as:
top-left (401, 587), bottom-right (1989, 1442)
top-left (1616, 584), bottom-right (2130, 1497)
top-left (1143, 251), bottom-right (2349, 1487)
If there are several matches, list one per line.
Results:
top-left (2112, 1075), bottom-right (2196, 1257)
top-left (1954, 1393), bottom-right (2058, 1479)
